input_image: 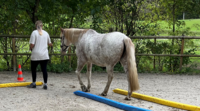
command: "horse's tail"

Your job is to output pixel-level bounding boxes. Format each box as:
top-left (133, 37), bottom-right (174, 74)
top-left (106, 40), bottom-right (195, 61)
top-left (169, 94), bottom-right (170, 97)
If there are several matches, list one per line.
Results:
top-left (123, 38), bottom-right (139, 92)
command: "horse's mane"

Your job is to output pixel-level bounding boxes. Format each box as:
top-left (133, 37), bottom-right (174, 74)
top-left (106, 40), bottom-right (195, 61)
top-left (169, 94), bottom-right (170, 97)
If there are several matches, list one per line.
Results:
top-left (64, 28), bottom-right (89, 44)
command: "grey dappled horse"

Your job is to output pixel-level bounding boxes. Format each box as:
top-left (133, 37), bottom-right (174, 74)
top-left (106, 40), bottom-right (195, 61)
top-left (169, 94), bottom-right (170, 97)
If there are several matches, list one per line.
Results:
top-left (60, 28), bottom-right (139, 100)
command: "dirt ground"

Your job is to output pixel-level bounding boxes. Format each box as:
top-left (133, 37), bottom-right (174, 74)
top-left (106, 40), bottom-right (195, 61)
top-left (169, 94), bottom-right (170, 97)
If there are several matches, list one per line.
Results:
top-left (0, 71), bottom-right (199, 111)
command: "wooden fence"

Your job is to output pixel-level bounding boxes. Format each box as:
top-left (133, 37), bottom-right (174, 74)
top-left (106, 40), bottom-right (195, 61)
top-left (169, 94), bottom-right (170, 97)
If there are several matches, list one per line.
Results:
top-left (1, 35), bottom-right (200, 71)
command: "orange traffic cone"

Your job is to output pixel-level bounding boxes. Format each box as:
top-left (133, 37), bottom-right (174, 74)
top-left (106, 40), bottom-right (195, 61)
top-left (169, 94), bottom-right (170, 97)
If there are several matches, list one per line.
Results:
top-left (17, 64), bottom-right (25, 82)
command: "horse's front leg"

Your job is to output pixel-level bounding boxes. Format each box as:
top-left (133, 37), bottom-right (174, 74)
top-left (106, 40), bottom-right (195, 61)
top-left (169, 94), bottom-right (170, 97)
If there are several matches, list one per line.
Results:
top-left (75, 59), bottom-right (88, 92)
top-left (86, 63), bottom-right (92, 92)
top-left (101, 65), bottom-right (114, 96)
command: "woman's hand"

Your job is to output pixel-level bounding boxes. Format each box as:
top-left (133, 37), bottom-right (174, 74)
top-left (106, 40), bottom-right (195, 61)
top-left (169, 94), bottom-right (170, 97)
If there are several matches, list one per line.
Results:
top-left (48, 43), bottom-right (53, 47)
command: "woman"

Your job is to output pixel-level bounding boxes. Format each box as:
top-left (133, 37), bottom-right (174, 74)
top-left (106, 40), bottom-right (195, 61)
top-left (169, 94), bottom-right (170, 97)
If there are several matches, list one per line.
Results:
top-left (27, 20), bottom-right (53, 90)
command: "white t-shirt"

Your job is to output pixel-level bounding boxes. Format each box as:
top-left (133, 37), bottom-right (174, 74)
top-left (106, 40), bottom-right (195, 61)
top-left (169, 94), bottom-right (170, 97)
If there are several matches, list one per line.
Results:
top-left (29, 30), bottom-right (51, 61)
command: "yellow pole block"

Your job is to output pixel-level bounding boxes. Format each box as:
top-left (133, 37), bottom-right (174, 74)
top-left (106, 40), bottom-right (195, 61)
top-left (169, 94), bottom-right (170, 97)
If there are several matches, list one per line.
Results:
top-left (0, 82), bottom-right (43, 88)
top-left (113, 88), bottom-right (200, 111)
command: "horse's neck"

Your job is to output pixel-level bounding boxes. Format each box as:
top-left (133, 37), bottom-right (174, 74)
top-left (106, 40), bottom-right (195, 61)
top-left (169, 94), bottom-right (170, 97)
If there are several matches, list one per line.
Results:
top-left (65, 28), bottom-right (89, 45)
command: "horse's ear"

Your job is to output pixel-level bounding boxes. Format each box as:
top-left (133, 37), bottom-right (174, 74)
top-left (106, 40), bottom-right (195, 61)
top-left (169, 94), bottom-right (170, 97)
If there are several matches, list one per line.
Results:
top-left (60, 27), bottom-right (64, 33)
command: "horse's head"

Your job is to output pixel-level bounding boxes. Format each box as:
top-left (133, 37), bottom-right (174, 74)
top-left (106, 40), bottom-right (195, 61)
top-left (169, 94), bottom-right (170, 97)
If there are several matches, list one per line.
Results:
top-left (60, 28), bottom-right (89, 54)
top-left (60, 28), bottom-right (70, 54)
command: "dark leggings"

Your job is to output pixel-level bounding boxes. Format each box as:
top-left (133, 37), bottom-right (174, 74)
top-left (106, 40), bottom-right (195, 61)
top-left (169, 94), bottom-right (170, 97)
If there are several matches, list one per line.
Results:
top-left (31, 60), bottom-right (49, 83)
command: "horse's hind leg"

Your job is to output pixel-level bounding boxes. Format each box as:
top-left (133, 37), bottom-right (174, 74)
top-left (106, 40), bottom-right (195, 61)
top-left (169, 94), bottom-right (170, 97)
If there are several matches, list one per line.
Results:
top-left (120, 58), bottom-right (132, 100)
top-left (101, 65), bottom-right (114, 96)
top-left (86, 63), bottom-right (92, 92)
top-left (75, 60), bottom-right (88, 92)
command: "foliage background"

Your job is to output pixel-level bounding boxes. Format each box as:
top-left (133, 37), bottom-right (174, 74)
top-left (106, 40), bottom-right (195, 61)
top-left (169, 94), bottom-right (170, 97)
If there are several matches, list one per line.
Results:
top-left (1, 0), bottom-right (200, 74)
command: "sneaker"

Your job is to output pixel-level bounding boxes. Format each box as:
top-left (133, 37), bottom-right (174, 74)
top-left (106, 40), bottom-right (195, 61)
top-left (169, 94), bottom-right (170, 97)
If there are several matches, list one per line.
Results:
top-left (43, 85), bottom-right (47, 90)
top-left (27, 83), bottom-right (36, 88)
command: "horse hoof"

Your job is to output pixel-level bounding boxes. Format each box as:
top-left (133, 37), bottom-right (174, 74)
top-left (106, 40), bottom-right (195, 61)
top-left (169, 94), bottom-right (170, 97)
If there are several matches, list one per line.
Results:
top-left (81, 85), bottom-right (87, 92)
top-left (84, 88), bottom-right (90, 92)
top-left (124, 97), bottom-right (131, 100)
top-left (100, 93), bottom-right (107, 96)
top-left (86, 89), bottom-right (90, 92)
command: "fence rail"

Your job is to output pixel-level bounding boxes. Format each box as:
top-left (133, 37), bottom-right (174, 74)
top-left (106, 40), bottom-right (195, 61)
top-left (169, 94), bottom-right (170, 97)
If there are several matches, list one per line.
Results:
top-left (129, 36), bottom-right (200, 39)
top-left (1, 35), bottom-right (200, 71)
top-left (0, 35), bottom-right (59, 38)
top-left (0, 53), bottom-right (76, 56)
top-left (2, 35), bottom-right (200, 39)
top-left (1, 53), bottom-right (200, 57)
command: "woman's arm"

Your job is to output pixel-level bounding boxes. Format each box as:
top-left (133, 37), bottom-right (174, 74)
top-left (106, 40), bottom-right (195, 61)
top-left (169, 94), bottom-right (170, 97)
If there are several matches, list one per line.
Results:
top-left (48, 43), bottom-right (53, 47)
top-left (30, 44), bottom-right (35, 51)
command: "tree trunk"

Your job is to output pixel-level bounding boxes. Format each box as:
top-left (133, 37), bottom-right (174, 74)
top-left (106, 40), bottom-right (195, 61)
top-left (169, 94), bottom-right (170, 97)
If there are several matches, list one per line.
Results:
top-left (26, 0), bottom-right (40, 24)
top-left (69, 16), bottom-right (74, 28)
top-left (170, 0), bottom-right (176, 72)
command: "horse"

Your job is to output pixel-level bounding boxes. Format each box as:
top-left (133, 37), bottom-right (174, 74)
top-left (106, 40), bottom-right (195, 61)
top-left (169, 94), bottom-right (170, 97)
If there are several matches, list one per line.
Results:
top-left (60, 28), bottom-right (139, 100)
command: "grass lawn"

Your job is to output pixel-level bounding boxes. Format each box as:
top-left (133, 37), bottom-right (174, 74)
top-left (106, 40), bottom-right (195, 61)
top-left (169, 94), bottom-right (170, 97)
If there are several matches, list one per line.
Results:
top-left (149, 19), bottom-right (200, 72)
top-left (181, 19), bottom-right (200, 31)
top-left (157, 19), bottom-right (200, 33)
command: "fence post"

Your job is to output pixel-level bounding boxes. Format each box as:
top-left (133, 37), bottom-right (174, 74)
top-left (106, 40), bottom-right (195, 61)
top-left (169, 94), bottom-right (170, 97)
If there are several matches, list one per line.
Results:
top-left (12, 38), bottom-right (16, 71)
top-left (179, 36), bottom-right (185, 71)
top-left (49, 39), bottom-right (54, 64)
top-left (154, 38), bottom-right (156, 70)
top-left (61, 55), bottom-right (64, 63)
top-left (68, 46), bottom-right (71, 68)
top-left (5, 37), bottom-right (8, 70)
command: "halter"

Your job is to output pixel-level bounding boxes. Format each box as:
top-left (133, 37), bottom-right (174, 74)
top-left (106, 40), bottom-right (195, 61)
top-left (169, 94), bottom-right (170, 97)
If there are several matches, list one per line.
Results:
top-left (60, 34), bottom-right (68, 52)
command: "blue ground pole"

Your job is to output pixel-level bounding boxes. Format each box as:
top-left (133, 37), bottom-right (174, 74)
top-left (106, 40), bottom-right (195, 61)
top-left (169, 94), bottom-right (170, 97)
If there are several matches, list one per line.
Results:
top-left (74, 90), bottom-right (151, 111)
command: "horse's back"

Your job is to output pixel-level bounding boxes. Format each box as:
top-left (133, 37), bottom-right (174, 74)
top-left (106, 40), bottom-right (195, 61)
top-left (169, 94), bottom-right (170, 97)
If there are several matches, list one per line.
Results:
top-left (101, 31), bottom-right (127, 57)
top-left (79, 30), bottom-right (127, 66)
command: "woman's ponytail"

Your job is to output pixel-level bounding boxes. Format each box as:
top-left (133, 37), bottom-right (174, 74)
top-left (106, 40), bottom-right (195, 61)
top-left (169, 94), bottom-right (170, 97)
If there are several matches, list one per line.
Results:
top-left (35, 20), bottom-right (43, 35)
